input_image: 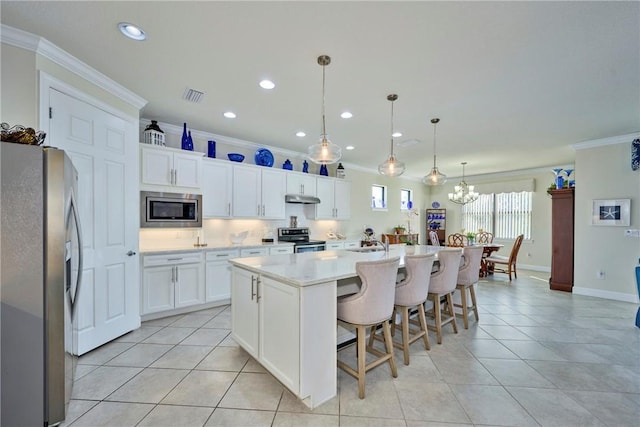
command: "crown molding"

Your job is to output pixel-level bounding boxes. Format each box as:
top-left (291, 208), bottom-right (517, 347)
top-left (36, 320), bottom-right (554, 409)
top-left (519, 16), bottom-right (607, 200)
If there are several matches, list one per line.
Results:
top-left (572, 132), bottom-right (640, 150)
top-left (1, 24), bottom-right (147, 110)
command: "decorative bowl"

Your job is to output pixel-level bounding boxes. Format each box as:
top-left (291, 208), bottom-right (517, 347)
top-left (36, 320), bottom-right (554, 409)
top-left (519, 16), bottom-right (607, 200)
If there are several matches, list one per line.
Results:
top-left (227, 153), bottom-right (245, 162)
top-left (230, 231), bottom-right (249, 244)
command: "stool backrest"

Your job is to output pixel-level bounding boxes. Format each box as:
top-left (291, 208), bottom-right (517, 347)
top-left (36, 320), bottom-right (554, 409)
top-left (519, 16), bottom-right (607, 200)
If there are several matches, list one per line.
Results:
top-left (395, 253), bottom-right (435, 307)
top-left (353, 257), bottom-right (401, 324)
top-left (429, 230), bottom-right (440, 246)
top-left (458, 245), bottom-right (484, 286)
top-left (429, 249), bottom-right (463, 294)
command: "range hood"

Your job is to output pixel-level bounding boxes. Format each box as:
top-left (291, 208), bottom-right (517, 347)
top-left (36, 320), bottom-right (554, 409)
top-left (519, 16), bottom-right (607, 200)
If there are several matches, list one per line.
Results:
top-left (285, 194), bottom-right (321, 204)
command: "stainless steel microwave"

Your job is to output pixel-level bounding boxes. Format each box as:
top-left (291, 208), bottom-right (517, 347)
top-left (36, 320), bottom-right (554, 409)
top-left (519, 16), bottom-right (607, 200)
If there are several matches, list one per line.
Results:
top-left (140, 191), bottom-right (202, 228)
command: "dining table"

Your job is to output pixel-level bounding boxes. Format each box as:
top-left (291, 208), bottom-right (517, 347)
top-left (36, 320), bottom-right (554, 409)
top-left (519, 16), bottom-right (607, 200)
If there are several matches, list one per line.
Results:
top-left (479, 243), bottom-right (504, 277)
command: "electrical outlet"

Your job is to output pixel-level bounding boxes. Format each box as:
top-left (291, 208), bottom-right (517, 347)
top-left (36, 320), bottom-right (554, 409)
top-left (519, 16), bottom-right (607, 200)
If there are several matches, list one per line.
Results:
top-left (597, 270), bottom-right (605, 279)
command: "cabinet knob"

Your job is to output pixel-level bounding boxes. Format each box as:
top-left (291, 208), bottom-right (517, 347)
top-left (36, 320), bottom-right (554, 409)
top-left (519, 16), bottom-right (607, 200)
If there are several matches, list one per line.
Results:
top-left (127, 250), bottom-right (137, 256)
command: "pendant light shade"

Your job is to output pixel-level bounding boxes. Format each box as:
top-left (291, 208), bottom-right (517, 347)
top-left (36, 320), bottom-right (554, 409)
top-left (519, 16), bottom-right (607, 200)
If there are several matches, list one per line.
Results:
top-left (308, 55), bottom-right (342, 165)
top-left (378, 94), bottom-right (405, 177)
top-left (422, 118), bottom-right (447, 185)
top-left (448, 162), bottom-right (479, 205)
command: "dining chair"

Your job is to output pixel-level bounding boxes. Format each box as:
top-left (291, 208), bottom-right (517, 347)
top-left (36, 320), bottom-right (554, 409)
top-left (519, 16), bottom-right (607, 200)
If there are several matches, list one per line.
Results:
top-left (447, 233), bottom-right (466, 247)
top-left (429, 230), bottom-right (440, 246)
top-left (475, 231), bottom-right (494, 244)
top-left (380, 253), bottom-right (435, 365)
top-left (485, 234), bottom-right (524, 280)
top-left (453, 246), bottom-right (483, 328)
top-left (337, 257), bottom-right (400, 399)
top-left (424, 248), bottom-right (462, 344)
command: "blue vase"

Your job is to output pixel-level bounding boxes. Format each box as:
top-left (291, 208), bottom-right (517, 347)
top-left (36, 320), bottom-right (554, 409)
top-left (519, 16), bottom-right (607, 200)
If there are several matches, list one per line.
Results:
top-left (319, 164), bottom-right (328, 176)
top-left (186, 131), bottom-right (194, 151)
top-left (207, 140), bottom-right (216, 158)
top-left (181, 123), bottom-right (189, 150)
top-left (302, 160), bottom-right (309, 173)
top-left (282, 159), bottom-right (293, 170)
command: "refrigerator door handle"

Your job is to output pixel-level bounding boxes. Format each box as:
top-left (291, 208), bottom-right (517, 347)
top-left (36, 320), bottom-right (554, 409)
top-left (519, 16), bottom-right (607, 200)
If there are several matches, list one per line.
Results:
top-left (69, 190), bottom-right (84, 319)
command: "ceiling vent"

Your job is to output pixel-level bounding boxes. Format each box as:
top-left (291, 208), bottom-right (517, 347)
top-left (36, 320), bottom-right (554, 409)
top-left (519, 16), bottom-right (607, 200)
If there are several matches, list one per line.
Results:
top-left (182, 88), bottom-right (206, 104)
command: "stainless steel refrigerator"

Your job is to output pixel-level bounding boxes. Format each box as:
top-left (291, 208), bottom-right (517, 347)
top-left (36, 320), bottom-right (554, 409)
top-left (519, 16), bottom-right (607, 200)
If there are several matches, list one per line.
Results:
top-left (1, 142), bottom-right (83, 426)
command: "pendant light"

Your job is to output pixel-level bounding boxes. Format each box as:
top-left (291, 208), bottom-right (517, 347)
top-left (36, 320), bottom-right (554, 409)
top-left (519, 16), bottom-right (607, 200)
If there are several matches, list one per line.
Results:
top-left (422, 118), bottom-right (447, 185)
top-left (448, 162), bottom-right (479, 205)
top-left (308, 55), bottom-right (342, 165)
top-left (378, 94), bottom-right (405, 177)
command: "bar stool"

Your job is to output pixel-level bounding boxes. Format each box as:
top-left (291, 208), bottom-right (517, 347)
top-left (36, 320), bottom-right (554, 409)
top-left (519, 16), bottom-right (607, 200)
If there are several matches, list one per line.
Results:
top-left (390, 253), bottom-right (435, 365)
top-left (453, 245), bottom-right (483, 329)
top-left (425, 248), bottom-right (462, 344)
top-left (337, 257), bottom-right (400, 399)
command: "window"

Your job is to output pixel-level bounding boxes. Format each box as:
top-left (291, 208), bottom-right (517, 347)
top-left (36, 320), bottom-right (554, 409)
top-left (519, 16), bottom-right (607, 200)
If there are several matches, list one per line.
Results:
top-left (461, 191), bottom-right (532, 239)
top-left (371, 185), bottom-right (387, 210)
top-left (400, 189), bottom-right (412, 210)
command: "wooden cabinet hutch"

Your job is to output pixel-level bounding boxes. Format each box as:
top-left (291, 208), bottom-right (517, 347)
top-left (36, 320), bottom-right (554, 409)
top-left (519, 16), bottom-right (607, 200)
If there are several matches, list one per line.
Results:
top-left (547, 188), bottom-right (574, 292)
top-left (426, 208), bottom-right (446, 245)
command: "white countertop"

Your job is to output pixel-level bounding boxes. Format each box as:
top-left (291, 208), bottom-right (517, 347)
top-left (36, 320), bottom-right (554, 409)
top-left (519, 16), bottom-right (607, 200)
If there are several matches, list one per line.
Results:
top-left (228, 245), bottom-right (461, 287)
top-left (140, 241), bottom-right (294, 255)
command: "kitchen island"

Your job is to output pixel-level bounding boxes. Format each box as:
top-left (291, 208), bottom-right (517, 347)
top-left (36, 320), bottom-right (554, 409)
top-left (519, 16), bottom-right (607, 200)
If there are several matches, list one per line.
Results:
top-left (228, 245), bottom-right (452, 408)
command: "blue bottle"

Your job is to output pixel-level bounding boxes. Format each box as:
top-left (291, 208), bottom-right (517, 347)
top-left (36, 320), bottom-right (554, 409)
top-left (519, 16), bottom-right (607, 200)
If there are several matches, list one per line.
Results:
top-left (186, 131), bottom-right (194, 151)
top-left (181, 123), bottom-right (189, 150)
top-left (302, 160), bottom-right (309, 173)
top-left (319, 164), bottom-right (328, 176)
top-left (207, 140), bottom-right (216, 158)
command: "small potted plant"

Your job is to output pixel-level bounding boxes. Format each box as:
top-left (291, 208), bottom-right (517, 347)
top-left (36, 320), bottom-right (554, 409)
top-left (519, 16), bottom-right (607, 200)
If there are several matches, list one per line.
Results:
top-left (394, 225), bottom-right (406, 234)
top-left (466, 232), bottom-right (475, 245)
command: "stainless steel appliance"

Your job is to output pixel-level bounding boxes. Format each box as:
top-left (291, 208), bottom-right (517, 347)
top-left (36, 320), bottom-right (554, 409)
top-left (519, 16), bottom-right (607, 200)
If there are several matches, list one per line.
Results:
top-left (277, 227), bottom-right (325, 253)
top-left (1, 143), bottom-right (83, 426)
top-left (140, 190), bottom-right (202, 228)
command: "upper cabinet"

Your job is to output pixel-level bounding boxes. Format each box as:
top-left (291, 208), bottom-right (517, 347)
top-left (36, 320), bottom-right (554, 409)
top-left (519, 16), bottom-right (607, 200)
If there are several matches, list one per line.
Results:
top-left (140, 144), bottom-right (203, 192)
top-left (286, 171), bottom-right (317, 196)
top-left (202, 159), bottom-right (233, 218)
top-left (313, 177), bottom-right (351, 220)
top-left (232, 164), bottom-right (286, 219)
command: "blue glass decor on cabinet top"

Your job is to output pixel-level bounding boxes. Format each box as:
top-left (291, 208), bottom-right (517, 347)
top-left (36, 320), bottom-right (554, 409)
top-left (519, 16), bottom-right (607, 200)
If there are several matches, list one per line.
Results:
top-left (254, 148), bottom-right (274, 167)
top-left (282, 159), bottom-right (293, 170)
top-left (319, 164), bottom-right (328, 176)
top-left (302, 160), bottom-right (309, 173)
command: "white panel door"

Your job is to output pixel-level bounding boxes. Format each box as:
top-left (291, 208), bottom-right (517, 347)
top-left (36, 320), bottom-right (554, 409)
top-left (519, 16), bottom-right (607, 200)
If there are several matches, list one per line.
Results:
top-left (334, 180), bottom-right (351, 220)
top-left (232, 165), bottom-right (261, 218)
top-left (142, 266), bottom-right (175, 314)
top-left (173, 152), bottom-right (202, 188)
top-left (315, 178), bottom-right (335, 219)
top-left (140, 146), bottom-right (172, 186)
top-left (175, 263), bottom-right (205, 308)
top-left (231, 268), bottom-right (259, 358)
top-left (261, 169), bottom-right (286, 219)
top-left (49, 89), bottom-right (140, 354)
top-left (202, 160), bottom-right (232, 218)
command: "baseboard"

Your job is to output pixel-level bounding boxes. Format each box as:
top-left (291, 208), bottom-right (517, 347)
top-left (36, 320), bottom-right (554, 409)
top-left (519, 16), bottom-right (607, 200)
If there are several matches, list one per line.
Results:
top-left (517, 263), bottom-right (551, 273)
top-left (573, 287), bottom-right (639, 303)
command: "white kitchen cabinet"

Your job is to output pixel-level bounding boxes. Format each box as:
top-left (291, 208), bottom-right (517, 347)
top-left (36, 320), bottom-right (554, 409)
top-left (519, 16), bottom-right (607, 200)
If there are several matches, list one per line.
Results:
top-left (260, 276), bottom-right (300, 392)
top-left (205, 249), bottom-right (239, 302)
top-left (240, 247), bottom-right (269, 257)
top-left (140, 144), bottom-right (202, 191)
top-left (141, 252), bottom-right (204, 315)
top-left (325, 241), bottom-right (344, 250)
top-left (202, 159), bottom-right (232, 218)
top-left (313, 177), bottom-right (351, 220)
top-left (231, 267), bottom-right (260, 358)
top-left (270, 246), bottom-right (294, 255)
top-left (286, 171), bottom-right (316, 196)
top-left (232, 165), bottom-right (286, 219)
top-left (231, 270), bottom-right (300, 393)
top-left (343, 240), bottom-right (360, 249)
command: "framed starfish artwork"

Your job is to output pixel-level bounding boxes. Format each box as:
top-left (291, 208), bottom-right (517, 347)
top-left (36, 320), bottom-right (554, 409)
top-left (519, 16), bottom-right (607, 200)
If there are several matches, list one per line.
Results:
top-left (592, 199), bottom-right (630, 226)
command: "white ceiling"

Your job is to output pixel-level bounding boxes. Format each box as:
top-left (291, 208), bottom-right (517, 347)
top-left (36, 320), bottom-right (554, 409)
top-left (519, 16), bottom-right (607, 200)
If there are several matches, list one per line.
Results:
top-left (2, 1), bottom-right (638, 178)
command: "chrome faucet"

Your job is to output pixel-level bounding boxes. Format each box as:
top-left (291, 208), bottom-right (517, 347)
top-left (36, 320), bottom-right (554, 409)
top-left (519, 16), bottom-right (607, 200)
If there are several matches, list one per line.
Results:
top-left (373, 239), bottom-right (389, 252)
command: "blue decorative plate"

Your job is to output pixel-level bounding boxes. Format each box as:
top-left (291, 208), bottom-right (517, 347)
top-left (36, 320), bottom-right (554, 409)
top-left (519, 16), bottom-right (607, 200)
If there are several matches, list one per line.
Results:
top-left (255, 148), bottom-right (274, 167)
top-left (432, 201), bottom-right (440, 208)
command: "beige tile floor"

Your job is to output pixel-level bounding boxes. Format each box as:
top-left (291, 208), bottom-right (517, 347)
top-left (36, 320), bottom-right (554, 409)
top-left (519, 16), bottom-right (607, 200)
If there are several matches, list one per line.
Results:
top-left (63, 270), bottom-right (640, 426)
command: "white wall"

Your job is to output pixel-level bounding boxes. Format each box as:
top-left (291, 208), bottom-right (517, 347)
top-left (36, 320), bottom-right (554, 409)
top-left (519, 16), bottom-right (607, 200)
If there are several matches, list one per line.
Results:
top-left (573, 138), bottom-right (640, 302)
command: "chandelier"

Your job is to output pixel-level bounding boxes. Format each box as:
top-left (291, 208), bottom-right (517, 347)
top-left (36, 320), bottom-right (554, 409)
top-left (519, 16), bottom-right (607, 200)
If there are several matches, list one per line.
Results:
top-left (422, 118), bottom-right (447, 185)
top-left (448, 162), bottom-right (479, 205)
top-left (308, 55), bottom-right (342, 164)
top-left (378, 94), bottom-right (405, 177)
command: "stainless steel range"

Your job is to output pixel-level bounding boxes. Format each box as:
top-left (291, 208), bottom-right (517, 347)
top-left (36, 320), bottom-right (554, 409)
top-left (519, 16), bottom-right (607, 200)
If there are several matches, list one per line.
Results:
top-left (277, 227), bottom-right (326, 253)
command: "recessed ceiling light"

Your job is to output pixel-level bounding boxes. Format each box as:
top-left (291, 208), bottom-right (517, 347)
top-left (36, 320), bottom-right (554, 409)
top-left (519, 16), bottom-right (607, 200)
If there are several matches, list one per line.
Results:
top-left (346, 145), bottom-right (355, 150)
top-left (223, 111), bottom-right (236, 119)
top-left (340, 112), bottom-right (353, 119)
top-left (296, 131), bottom-right (306, 137)
top-left (259, 80), bottom-right (275, 90)
top-left (118, 22), bottom-right (146, 41)
top-left (392, 132), bottom-right (402, 138)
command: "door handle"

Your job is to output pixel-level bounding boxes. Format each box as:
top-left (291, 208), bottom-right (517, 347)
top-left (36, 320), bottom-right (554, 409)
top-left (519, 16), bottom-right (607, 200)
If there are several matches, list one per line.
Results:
top-left (251, 275), bottom-right (257, 300)
top-left (69, 190), bottom-right (84, 321)
top-left (127, 250), bottom-right (137, 256)
top-left (256, 276), bottom-right (261, 301)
